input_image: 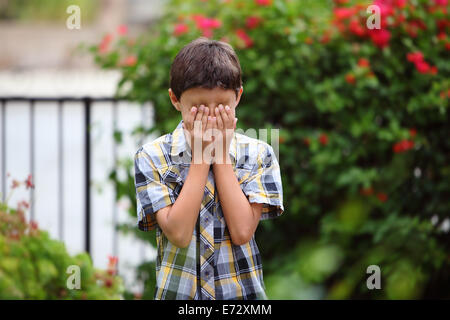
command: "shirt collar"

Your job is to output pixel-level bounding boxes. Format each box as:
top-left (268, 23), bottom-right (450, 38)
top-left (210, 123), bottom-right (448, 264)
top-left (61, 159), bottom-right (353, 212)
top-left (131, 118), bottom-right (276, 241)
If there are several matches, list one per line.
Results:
top-left (170, 119), bottom-right (237, 164)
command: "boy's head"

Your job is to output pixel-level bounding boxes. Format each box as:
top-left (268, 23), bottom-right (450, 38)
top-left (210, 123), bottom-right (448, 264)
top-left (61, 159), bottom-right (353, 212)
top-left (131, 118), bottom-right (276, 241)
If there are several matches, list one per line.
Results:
top-left (168, 37), bottom-right (243, 121)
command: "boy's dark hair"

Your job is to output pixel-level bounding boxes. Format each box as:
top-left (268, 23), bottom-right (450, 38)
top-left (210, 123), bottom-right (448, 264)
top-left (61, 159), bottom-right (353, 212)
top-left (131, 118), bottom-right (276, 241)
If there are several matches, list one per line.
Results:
top-left (170, 37), bottom-right (242, 101)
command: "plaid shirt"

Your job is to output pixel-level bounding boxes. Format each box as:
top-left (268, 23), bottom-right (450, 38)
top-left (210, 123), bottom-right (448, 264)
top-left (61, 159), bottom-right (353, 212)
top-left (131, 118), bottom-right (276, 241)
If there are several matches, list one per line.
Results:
top-left (134, 119), bottom-right (284, 300)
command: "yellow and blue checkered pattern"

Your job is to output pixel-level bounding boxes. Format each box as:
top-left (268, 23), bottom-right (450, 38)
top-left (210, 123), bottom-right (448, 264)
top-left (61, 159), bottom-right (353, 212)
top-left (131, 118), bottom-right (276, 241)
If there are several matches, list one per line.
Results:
top-left (134, 120), bottom-right (284, 300)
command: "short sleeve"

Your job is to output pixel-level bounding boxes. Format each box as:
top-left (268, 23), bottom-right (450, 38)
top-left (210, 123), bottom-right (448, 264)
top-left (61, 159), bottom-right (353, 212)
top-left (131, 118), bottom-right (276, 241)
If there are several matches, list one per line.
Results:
top-left (134, 147), bottom-right (176, 231)
top-left (242, 144), bottom-right (284, 221)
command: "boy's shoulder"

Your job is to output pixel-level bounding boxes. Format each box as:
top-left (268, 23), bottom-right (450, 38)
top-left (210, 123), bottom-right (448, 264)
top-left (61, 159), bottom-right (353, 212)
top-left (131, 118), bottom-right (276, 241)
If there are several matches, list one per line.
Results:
top-left (134, 132), bottom-right (173, 168)
top-left (233, 132), bottom-right (277, 168)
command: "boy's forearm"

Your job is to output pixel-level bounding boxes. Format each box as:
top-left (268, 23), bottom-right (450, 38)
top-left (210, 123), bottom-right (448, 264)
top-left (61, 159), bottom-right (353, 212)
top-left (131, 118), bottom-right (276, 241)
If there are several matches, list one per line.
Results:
top-left (164, 162), bottom-right (210, 247)
top-left (212, 162), bottom-right (258, 245)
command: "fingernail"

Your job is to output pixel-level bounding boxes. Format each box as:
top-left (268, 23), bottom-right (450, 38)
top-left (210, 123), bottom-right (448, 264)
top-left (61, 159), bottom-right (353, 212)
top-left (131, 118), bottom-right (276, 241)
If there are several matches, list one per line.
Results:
top-left (208, 116), bottom-right (211, 120)
top-left (199, 105), bottom-right (204, 111)
top-left (191, 106), bottom-right (196, 112)
top-left (225, 105), bottom-right (230, 111)
top-left (219, 104), bottom-right (224, 110)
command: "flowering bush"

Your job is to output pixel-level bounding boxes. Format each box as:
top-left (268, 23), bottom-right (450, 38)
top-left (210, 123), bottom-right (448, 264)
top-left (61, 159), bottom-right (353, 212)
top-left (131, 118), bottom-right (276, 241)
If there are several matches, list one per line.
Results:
top-left (0, 175), bottom-right (124, 299)
top-left (88, 0), bottom-right (449, 299)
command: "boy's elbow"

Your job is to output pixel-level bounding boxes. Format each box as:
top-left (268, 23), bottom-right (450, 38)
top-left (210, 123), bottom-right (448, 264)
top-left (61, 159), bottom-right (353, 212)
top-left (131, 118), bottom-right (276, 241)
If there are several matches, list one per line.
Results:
top-left (231, 230), bottom-right (252, 246)
top-left (170, 232), bottom-right (191, 249)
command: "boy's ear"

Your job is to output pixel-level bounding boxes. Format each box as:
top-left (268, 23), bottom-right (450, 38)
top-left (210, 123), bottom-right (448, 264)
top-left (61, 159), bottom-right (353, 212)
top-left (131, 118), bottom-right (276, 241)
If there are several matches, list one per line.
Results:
top-left (168, 88), bottom-right (181, 112)
top-left (235, 86), bottom-right (243, 108)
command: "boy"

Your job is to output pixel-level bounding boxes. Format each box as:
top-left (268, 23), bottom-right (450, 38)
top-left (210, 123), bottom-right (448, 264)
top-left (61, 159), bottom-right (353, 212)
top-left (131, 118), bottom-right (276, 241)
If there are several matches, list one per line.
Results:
top-left (134, 37), bottom-right (284, 300)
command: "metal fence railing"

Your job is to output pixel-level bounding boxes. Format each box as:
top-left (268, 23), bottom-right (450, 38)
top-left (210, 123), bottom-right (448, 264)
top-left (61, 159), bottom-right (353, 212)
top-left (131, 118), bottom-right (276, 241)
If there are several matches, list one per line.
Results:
top-left (0, 96), bottom-right (148, 257)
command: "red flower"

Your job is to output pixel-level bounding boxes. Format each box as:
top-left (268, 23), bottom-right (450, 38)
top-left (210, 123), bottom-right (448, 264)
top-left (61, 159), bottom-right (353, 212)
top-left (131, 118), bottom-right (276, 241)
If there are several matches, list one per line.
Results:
top-left (349, 19), bottom-right (366, 37)
top-left (360, 187), bottom-right (374, 196)
top-left (197, 17), bottom-right (221, 30)
top-left (105, 278), bottom-right (113, 288)
top-left (409, 128), bottom-right (417, 137)
top-left (120, 55), bottom-right (137, 67)
top-left (430, 66), bottom-right (438, 75)
top-left (192, 15), bottom-right (221, 32)
top-left (377, 192), bottom-right (388, 203)
top-left (357, 58), bottom-right (370, 68)
top-left (108, 255), bottom-right (119, 267)
top-left (436, 19), bottom-right (449, 32)
top-left (406, 51), bottom-right (424, 64)
top-left (373, 0), bottom-right (394, 16)
top-left (345, 73), bottom-right (356, 84)
top-left (434, 0), bottom-right (448, 6)
top-left (192, 15), bottom-right (221, 38)
top-left (173, 23), bottom-right (189, 36)
top-left (319, 134), bottom-right (329, 146)
top-left (369, 29), bottom-right (391, 48)
top-left (25, 174), bottom-right (34, 189)
top-left (236, 29), bottom-right (254, 48)
top-left (437, 32), bottom-right (446, 41)
top-left (396, 0), bottom-right (407, 8)
top-left (333, 7), bottom-right (357, 20)
top-left (393, 139), bottom-right (415, 153)
top-left (107, 255), bottom-right (118, 275)
top-left (255, 0), bottom-right (272, 6)
top-left (30, 220), bottom-right (39, 230)
top-left (415, 61), bottom-right (431, 74)
top-left (117, 24), bottom-right (128, 36)
top-left (406, 52), bottom-right (437, 75)
top-left (246, 16), bottom-right (262, 29)
top-left (18, 200), bottom-right (30, 210)
top-left (99, 34), bottom-right (113, 53)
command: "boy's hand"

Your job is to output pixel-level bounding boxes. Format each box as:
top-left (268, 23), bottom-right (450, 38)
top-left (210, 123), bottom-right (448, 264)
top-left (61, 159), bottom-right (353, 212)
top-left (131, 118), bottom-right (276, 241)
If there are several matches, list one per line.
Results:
top-left (182, 105), bottom-right (215, 164)
top-left (213, 104), bottom-right (237, 165)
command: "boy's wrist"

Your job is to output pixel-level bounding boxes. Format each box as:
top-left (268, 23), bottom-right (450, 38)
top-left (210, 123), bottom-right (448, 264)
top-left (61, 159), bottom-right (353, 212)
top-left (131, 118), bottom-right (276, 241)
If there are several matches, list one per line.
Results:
top-left (212, 151), bottom-right (232, 166)
top-left (189, 161), bottom-right (211, 170)
top-left (212, 159), bottom-right (233, 172)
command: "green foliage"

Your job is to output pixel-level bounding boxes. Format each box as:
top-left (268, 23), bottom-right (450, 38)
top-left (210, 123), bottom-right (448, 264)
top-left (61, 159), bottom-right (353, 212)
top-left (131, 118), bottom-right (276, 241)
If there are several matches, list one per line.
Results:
top-left (88, 0), bottom-right (450, 299)
top-left (0, 187), bottom-right (124, 299)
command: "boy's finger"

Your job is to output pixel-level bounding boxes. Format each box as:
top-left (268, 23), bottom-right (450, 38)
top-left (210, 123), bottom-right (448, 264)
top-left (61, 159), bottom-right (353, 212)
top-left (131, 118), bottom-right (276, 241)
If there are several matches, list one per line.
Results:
top-left (206, 115), bottom-right (212, 131)
top-left (215, 107), bottom-right (224, 129)
top-left (202, 106), bottom-right (209, 131)
top-left (219, 104), bottom-right (230, 125)
top-left (187, 106), bottom-right (197, 130)
top-left (193, 105), bottom-right (204, 131)
top-left (195, 105), bottom-right (204, 122)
